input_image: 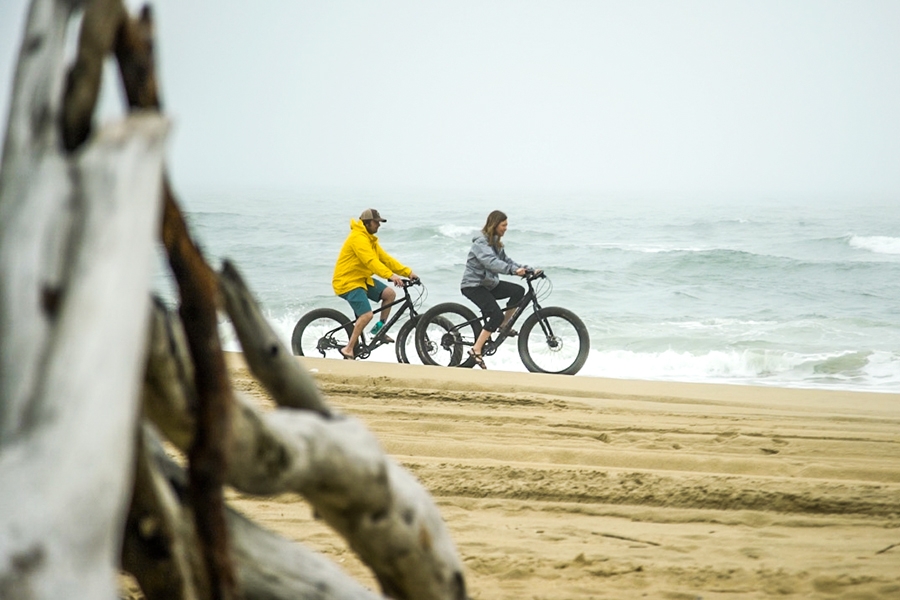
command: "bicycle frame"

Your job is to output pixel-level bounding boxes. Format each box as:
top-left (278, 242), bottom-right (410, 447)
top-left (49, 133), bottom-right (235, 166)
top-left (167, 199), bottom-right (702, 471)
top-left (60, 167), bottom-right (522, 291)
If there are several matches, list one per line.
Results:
top-left (483, 272), bottom-right (546, 353)
top-left (320, 280), bottom-right (421, 358)
top-left (442, 272), bottom-right (546, 355)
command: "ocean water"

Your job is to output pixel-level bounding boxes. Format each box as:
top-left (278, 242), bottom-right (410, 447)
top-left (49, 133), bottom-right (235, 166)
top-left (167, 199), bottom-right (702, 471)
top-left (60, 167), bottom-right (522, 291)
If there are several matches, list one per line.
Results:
top-left (155, 189), bottom-right (900, 393)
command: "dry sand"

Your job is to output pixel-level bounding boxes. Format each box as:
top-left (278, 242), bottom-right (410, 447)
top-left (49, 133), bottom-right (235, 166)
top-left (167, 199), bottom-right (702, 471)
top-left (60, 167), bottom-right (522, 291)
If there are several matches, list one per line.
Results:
top-left (224, 354), bottom-right (900, 599)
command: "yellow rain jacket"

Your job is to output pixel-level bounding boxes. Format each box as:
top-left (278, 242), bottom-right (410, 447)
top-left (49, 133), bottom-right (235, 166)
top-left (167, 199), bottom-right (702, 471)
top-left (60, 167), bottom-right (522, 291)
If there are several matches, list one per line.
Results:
top-left (332, 219), bottom-right (411, 295)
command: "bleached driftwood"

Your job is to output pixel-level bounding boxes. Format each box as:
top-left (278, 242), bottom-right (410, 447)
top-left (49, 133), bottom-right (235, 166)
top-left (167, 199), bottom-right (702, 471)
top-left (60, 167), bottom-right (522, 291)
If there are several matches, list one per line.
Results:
top-left (1, 1), bottom-right (468, 599)
top-left (219, 261), bottom-right (332, 418)
top-left (219, 261), bottom-right (467, 599)
top-left (124, 423), bottom-right (205, 600)
top-left (145, 273), bottom-right (468, 600)
top-left (124, 424), bottom-right (385, 600)
top-left (0, 17), bottom-right (168, 600)
top-left (0, 113), bottom-right (167, 598)
top-left (0, 0), bottom-right (82, 438)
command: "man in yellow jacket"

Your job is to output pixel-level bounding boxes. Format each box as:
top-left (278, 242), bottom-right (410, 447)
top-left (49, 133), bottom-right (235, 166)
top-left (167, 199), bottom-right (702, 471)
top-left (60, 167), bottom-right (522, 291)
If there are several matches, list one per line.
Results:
top-left (332, 208), bottom-right (418, 359)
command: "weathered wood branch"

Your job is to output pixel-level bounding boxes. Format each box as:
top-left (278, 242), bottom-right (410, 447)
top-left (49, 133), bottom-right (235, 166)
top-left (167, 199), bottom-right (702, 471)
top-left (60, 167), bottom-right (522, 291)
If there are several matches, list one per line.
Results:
top-left (64, 0), bottom-right (239, 594)
top-left (60, 0), bottom-right (127, 150)
top-left (0, 3), bottom-right (170, 597)
top-left (123, 425), bottom-right (206, 600)
top-left (125, 425), bottom-right (386, 600)
top-left (0, 108), bottom-right (169, 596)
top-left (0, 0), bottom-right (80, 441)
top-left (114, 5), bottom-right (161, 111)
top-left (144, 287), bottom-right (468, 600)
top-left (219, 260), bottom-right (332, 417)
top-left (161, 180), bottom-right (239, 600)
top-left (97, 0), bottom-right (239, 593)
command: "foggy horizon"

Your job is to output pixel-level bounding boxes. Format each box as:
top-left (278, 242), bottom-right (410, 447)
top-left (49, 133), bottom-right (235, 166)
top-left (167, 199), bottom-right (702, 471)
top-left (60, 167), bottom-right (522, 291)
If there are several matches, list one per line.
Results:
top-left (2, 1), bottom-right (899, 199)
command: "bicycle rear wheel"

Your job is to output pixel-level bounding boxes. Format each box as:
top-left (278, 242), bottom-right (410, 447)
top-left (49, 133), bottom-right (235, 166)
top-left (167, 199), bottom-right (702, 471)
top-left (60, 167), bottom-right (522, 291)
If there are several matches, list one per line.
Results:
top-left (291, 308), bottom-right (354, 358)
top-left (518, 306), bottom-right (590, 375)
top-left (415, 302), bottom-right (481, 368)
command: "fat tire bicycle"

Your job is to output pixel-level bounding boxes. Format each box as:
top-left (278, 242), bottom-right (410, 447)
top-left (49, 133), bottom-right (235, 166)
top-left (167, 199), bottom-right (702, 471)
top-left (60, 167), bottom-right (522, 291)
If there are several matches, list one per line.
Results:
top-left (414, 270), bottom-right (590, 375)
top-left (291, 278), bottom-right (425, 362)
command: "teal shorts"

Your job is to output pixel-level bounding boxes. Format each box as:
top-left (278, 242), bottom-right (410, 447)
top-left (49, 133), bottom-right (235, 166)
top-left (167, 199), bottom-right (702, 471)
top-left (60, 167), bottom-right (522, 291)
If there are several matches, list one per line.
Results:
top-left (339, 280), bottom-right (387, 317)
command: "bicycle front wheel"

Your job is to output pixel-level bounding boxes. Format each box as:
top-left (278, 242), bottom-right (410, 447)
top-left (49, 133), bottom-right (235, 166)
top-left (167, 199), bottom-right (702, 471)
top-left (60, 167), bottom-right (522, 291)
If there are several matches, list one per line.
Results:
top-left (395, 318), bottom-right (418, 364)
top-left (291, 308), bottom-right (354, 358)
top-left (518, 306), bottom-right (590, 375)
top-left (415, 302), bottom-right (481, 367)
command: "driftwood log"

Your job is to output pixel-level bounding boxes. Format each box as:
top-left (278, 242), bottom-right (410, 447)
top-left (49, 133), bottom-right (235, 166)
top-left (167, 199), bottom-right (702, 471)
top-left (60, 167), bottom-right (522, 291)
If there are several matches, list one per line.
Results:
top-left (0, 1), bottom-right (467, 599)
top-left (0, 1), bottom-right (167, 597)
top-left (143, 267), bottom-right (466, 600)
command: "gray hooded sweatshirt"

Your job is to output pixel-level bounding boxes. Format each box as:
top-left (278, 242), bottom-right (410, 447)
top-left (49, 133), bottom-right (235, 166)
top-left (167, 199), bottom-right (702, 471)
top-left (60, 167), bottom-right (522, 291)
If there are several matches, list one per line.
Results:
top-left (460, 234), bottom-right (525, 290)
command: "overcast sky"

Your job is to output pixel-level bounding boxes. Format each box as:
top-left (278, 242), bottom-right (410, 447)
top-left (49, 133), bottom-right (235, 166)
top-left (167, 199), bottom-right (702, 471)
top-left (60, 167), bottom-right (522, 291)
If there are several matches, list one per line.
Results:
top-left (2, 0), bottom-right (899, 197)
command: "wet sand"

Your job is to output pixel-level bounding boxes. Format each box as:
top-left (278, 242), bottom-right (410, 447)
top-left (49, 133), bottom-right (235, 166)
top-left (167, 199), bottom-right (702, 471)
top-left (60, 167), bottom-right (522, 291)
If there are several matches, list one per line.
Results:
top-left (226, 354), bottom-right (900, 599)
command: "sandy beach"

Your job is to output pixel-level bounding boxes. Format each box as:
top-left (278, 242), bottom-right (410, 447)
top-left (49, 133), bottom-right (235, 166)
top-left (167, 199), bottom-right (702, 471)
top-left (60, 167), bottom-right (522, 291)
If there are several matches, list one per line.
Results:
top-left (224, 353), bottom-right (900, 599)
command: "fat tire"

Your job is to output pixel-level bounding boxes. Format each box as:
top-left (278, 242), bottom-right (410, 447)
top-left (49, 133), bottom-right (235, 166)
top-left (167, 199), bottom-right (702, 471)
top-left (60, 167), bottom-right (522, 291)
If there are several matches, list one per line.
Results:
top-left (415, 302), bottom-right (481, 368)
top-left (518, 306), bottom-right (590, 375)
top-left (395, 317), bottom-right (418, 363)
top-left (291, 308), bottom-right (354, 358)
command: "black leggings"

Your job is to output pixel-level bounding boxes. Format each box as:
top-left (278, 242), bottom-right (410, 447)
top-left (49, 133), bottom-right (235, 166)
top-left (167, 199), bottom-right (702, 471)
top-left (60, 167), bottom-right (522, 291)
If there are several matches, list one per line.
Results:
top-left (461, 281), bottom-right (525, 332)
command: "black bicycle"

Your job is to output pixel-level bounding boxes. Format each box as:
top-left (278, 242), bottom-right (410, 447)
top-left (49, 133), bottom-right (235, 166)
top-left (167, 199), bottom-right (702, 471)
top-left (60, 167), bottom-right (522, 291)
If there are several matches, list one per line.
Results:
top-left (291, 278), bottom-right (425, 362)
top-left (414, 270), bottom-right (590, 375)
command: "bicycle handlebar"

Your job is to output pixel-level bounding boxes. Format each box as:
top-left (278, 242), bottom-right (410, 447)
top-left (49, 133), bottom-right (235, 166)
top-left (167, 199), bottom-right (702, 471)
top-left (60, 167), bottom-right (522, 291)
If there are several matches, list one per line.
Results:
top-left (401, 277), bottom-right (422, 288)
top-left (524, 268), bottom-right (545, 281)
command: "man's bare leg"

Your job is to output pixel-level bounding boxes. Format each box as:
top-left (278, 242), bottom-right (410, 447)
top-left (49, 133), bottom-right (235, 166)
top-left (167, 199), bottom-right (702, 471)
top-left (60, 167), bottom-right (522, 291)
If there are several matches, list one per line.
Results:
top-left (378, 286), bottom-right (397, 324)
top-left (343, 311), bottom-right (373, 358)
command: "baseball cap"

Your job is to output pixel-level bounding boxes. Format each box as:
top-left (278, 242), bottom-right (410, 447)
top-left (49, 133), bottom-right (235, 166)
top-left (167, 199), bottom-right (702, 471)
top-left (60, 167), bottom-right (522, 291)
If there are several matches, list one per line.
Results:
top-left (359, 208), bottom-right (387, 222)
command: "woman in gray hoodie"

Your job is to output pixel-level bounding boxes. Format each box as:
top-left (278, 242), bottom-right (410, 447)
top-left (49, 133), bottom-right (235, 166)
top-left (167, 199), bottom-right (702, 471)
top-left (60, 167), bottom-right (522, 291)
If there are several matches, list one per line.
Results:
top-left (460, 210), bottom-right (529, 368)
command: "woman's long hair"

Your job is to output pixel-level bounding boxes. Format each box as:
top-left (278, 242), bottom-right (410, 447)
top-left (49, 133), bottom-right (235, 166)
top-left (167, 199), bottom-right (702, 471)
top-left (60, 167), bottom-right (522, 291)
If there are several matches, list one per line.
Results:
top-left (482, 210), bottom-right (508, 249)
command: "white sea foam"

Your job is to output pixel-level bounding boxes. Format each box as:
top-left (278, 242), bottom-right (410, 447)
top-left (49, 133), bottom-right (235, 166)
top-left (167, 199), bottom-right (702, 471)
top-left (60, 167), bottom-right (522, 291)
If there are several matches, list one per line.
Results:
top-left (217, 312), bottom-right (900, 392)
top-left (576, 347), bottom-right (900, 391)
top-left (437, 224), bottom-right (477, 239)
top-left (578, 348), bottom-right (794, 381)
top-left (848, 235), bottom-right (900, 255)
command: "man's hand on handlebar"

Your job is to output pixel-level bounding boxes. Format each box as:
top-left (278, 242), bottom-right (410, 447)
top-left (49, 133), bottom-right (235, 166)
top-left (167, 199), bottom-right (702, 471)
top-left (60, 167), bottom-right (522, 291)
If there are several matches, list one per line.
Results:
top-left (393, 273), bottom-right (421, 287)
